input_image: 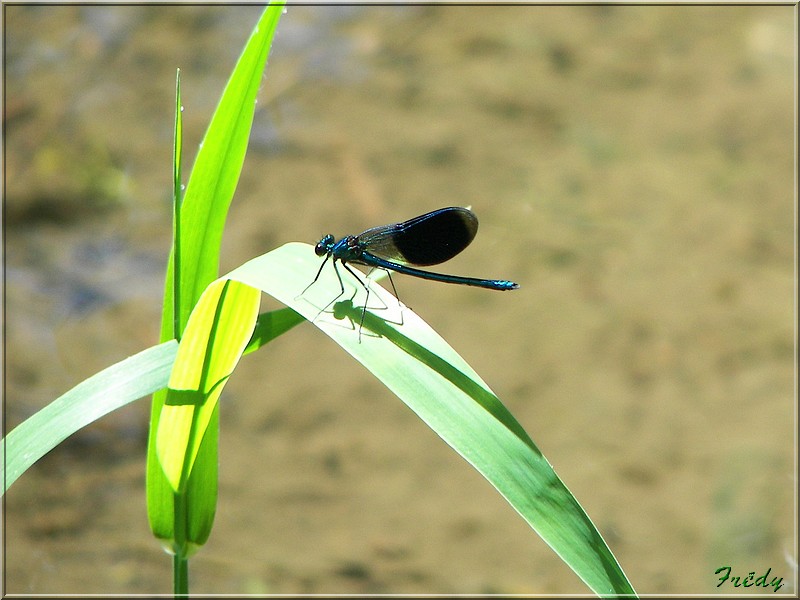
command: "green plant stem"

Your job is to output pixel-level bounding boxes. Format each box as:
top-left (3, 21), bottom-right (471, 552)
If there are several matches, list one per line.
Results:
top-left (173, 551), bottom-right (188, 597)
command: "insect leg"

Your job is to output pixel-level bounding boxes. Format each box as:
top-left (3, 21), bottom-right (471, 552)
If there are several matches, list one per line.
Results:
top-left (300, 253), bottom-right (331, 296)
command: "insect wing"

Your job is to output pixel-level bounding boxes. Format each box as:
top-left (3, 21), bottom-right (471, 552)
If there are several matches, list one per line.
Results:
top-left (359, 207), bottom-right (479, 267)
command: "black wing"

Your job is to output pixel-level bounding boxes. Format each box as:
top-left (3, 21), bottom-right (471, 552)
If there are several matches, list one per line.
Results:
top-left (357, 207), bottom-right (479, 266)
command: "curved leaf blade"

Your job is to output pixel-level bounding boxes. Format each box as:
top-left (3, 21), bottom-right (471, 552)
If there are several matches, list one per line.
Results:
top-left (1, 307), bottom-right (300, 498)
top-left (2, 341), bottom-right (178, 494)
top-left (226, 242), bottom-right (636, 598)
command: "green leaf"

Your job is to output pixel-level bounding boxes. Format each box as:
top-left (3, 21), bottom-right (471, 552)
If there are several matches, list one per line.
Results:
top-left (226, 242), bottom-right (636, 598)
top-left (147, 2), bottom-right (285, 556)
top-left (155, 279), bottom-right (260, 492)
top-left (244, 307), bottom-right (305, 355)
top-left (172, 68), bottom-right (183, 339)
top-left (159, 2), bottom-right (284, 341)
top-left (0, 307), bottom-right (300, 499)
top-left (1, 341), bottom-right (178, 494)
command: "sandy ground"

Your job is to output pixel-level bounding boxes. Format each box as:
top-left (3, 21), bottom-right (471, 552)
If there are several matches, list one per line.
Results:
top-left (4, 5), bottom-right (795, 595)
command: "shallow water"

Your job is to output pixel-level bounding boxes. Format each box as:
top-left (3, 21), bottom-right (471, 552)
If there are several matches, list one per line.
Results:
top-left (4, 5), bottom-right (796, 594)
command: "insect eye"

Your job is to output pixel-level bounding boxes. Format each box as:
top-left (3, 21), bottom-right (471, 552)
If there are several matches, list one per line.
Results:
top-left (315, 234), bottom-right (334, 256)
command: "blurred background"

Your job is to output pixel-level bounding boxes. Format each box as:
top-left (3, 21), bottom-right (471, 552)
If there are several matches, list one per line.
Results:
top-left (4, 4), bottom-right (795, 595)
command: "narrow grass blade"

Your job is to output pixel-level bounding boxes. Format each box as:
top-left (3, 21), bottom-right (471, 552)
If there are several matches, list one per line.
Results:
top-left (172, 67), bottom-right (183, 339)
top-left (2, 341), bottom-right (178, 493)
top-left (147, 2), bottom-right (285, 556)
top-left (244, 307), bottom-right (305, 355)
top-left (226, 242), bottom-right (636, 598)
top-left (0, 305), bottom-right (299, 498)
top-left (159, 2), bottom-right (285, 340)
